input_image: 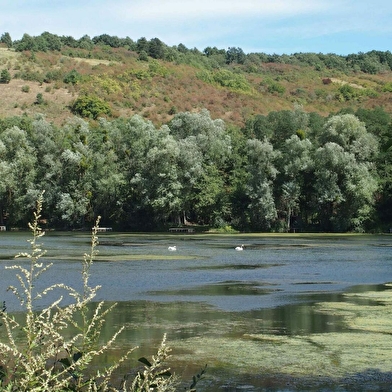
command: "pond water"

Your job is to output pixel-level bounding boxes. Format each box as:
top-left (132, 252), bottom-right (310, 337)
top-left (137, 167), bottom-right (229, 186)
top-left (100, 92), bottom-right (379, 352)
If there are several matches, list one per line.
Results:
top-left (1, 231), bottom-right (392, 391)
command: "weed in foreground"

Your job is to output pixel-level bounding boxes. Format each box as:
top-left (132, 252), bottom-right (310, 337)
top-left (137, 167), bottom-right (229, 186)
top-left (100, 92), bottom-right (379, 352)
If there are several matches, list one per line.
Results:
top-left (0, 192), bottom-right (203, 391)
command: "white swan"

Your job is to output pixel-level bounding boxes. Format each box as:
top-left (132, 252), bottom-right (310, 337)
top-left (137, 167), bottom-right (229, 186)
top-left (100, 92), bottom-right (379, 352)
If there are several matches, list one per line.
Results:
top-left (168, 245), bottom-right (177, 251)
top-left (235, 244), bottom-right (244, 251)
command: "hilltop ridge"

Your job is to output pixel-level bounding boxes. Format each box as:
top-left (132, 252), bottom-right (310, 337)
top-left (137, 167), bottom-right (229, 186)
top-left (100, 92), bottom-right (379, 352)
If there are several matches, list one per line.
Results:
top-left (1, 34), bottom-right (392, 126)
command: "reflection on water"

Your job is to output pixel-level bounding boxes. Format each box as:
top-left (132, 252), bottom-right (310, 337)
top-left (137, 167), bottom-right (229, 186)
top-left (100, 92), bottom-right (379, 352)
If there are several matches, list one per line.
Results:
top-left (1, 232), bottom-right (392, 390)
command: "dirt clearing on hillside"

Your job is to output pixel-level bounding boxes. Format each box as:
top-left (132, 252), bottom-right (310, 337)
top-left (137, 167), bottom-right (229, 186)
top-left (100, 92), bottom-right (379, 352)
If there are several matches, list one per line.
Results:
top-left (0, 79), bottom-right (76, 125)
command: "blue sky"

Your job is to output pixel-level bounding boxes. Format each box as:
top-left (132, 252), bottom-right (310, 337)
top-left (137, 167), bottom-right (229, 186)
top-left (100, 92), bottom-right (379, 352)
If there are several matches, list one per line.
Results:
top-left (1, 0), bottom-right (391, 55)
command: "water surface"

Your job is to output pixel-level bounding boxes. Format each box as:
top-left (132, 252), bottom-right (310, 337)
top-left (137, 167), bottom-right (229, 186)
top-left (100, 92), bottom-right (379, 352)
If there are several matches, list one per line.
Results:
top-left (1, 232), bottom-right (392, 391)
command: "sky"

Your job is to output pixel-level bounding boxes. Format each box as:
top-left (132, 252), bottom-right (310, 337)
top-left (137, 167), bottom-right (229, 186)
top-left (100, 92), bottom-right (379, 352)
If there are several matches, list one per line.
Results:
top-left (1, 0), bottom-right (391, 55)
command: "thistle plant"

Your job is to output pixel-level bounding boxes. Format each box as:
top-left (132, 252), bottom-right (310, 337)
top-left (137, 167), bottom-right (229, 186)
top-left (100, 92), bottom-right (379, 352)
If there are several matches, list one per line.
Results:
top-left (0, 193), bottom-right (190, 391)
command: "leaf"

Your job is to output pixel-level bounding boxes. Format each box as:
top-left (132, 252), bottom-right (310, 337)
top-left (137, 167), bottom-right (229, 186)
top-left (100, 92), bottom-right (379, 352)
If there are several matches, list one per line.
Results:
top-left (73, 352), bottom-right (83, 362)
top-left (58, 358), bottom-right (71, 368)
top-left (138, 357), bottom-right (152, 367)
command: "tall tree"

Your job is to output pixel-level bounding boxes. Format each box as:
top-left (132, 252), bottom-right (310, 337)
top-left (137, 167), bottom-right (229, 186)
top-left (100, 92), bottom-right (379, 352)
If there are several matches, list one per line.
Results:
top-left (0, 126), bottom-right (37, 226)
top-left (277, 135), bottom-right (313, 231)
top-left (169, 110), bottom-right (232, 225)
top-left (312, 114), bottom-right (378, 231)
top-left (244, 138), bottom-right (279, 230)
top-left (0, 32), bottom-right (12, 48)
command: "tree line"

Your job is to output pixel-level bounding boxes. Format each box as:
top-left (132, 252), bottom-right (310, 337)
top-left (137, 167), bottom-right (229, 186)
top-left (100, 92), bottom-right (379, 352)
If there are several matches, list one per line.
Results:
top-left (0, 105), bottom-right (391, 232)
top-left (2, 31), bottom-right (392, 75)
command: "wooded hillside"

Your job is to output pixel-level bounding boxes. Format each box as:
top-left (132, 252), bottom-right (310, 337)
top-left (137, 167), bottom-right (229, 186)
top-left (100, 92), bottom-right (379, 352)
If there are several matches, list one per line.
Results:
top-left (0, 32), bottom-right (391, 232)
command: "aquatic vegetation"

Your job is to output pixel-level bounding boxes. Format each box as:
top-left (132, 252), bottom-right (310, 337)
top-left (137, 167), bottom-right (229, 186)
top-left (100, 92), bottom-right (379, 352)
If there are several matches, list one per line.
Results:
top-left (171, 285), bottom-right (392, 388)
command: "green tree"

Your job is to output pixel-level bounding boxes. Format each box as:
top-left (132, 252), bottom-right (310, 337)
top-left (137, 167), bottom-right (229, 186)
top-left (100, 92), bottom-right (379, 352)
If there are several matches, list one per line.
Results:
top-left (40, 31), bottom-right (62, 51)
top-left (14, 33), bottom-right (38, 51)
top-left (244, 138), bottom-right (279, 230)
top-left (0, 32), bottom-right (12, 48)
top-left (71, 95), bottom-right (112, 119)
top-left (355, 107), bottom-right (392, 228)
top-left (169, 110), bottom-right (232, 225)
top-left (35, 93), bottom-right (44, 105)
top-left (277, 135), bottom-right (313, 231)
top-left (0, 69), bottom-right (11, 83)
top-left (63, 69), bottom-right (82, 84)
top-left (77, 34), bottom-right (94, 50)
top-left (85, 118), bottom-right (126, 227)
top-left (226, 47), bottom-right (246, 64)
top-left (312, 114), bottom-right (378, 231)
top-left (148, 37), bottom-right (166, 59)
top-left (319, 114), bottom-right (378, 162)
top-left (0, 126), bottom-right (38, 226)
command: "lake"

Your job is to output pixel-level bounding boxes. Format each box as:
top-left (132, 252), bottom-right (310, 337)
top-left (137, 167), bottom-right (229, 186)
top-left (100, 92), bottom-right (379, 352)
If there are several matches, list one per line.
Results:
top-left (1, 231), bottom-right (392, 391)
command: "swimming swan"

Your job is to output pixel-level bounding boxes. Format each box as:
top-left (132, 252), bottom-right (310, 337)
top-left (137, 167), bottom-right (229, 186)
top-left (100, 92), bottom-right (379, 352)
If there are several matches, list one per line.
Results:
top-left (235, 244), bottom-right (244, 251)
top-left (168, 245), bottom-right (177, 251)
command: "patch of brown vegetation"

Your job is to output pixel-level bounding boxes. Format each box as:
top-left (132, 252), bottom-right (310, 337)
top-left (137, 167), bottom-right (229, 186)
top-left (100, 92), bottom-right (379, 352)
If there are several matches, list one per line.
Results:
top-left (0, 79), bottom-right (75, 125)
top-left (1, 46), bottom-right (392, 127)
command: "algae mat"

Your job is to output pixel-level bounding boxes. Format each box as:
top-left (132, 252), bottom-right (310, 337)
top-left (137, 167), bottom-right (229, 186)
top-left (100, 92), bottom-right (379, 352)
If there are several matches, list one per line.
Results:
top-left (173, 285), bottom-right (392, 390)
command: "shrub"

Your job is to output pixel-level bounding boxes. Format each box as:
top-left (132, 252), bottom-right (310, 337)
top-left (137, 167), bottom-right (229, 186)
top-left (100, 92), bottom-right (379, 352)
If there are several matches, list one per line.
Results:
top-left (21, 85), bottom-right (30, 93)
top-left (35, 92), bottom-right (45, 105)
top-left (63, 69), bottom-right (82, 85)
top-left (44, 69), bottom-right (63, 83)
top-left (382, 82), bottom-right (392, 93)
top-left (71, 94), bottom-right (112, 119)
top-left (0, 69), bottom-right (11, 84)
top-left (0, 193), bottom-right (198, 391)
top-left (197, 69), bottom-right (252, 93)
top-left (168, 105), bottom-right (177, 115)
top-left (261, 78), bottom-right (286, 95)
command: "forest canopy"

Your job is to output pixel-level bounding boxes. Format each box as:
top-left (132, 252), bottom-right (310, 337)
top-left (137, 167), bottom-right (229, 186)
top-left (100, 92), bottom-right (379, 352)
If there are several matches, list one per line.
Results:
top-left (0, 106), bottom-right (391, 233)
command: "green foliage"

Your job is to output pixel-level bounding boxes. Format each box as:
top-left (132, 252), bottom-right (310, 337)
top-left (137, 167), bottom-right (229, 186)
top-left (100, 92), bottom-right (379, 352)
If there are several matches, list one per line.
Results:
top-left (336, 84), bottom-right (356, 101)
top-left (226, 47), bottom-right (246, 64)
top-left (71, 94), bottom-right (112, 119)
top-left (0, 69), bottom-right (11, 84)
top-left (44, 69), bottom-right (63, 83)
top-left (196, 69), bottom-right (214, 84)
top-left (210, 225), bottom-right (238, 233)
top-left (21, 85), bottom-right (30, 93)
top-left (148, 59), bottom-right (169, 77)
top-left (382, 82), bottom-right (392, 92)
top-left (265, 79), bottom-right (286, 95)
top-left (63, 69), bottom-right (82, 84)
top-left (35, 93), bottom-right (44, 105)
top-left (334, 84), bottom-right (377, 102)
top-left (138, 50), bottom-right (149, 62)
top-left (0, 32), bottom-right (13, 48)
top-left (197, 69), bottom-right (251, 93)
top-left (0, 103), bottom-right (386, 233)
top-left (296, 129), bottom-right (306, 140)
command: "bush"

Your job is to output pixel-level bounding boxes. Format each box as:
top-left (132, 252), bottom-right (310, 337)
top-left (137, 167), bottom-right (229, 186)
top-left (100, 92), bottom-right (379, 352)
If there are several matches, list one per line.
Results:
top-left (0, 193), bottom-right (201, 391)
top-left (35, 93), bottom-right (45, 105)
top-left (382, 82), bottom-right (392, 93)
top-left (261, 78), bottom-right (286, 95)
top-left (71, 94), bottom-right (112, 119)
top-left (0, 69), bottom-right (11, 84)
top-left (63, 69), bottom-right (82, 85)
